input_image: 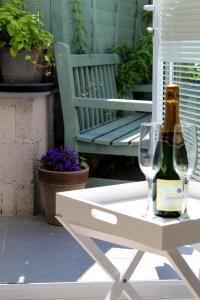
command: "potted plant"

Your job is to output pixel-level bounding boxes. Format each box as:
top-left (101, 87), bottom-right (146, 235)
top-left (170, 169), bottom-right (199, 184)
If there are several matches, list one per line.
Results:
top-left (0, 0), bottom-right (54, 84)
top-left (108, 35), bottom-right (152, 99)
top-left (38, 146), bottom-right (89, 226)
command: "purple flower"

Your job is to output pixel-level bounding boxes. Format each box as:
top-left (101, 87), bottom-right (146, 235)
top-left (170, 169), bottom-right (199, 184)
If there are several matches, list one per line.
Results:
top-left (39, 146), bottom-right (83, 172)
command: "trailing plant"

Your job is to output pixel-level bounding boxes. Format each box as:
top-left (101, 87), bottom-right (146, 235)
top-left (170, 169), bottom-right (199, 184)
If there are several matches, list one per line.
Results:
top-left (72, 0), bottom-right (89, 54)
top-left (108, 35), bottom-right (153, 98)
top-left (0, 0), bottom-right (54, 76)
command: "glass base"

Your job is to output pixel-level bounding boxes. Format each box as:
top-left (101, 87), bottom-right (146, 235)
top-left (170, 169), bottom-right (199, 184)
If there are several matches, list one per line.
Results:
top-left (142, 210), bottom-right (157, 220)
top-left (179, 211), bottom-right (190, 220)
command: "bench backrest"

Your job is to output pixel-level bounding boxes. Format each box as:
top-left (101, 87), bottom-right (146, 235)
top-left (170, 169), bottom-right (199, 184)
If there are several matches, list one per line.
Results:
top-left (55, 43), bottom-right (121, 134)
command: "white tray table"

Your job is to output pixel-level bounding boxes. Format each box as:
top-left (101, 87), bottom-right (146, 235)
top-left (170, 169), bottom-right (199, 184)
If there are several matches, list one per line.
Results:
top-left (56, 181), bottom-right (200, 300)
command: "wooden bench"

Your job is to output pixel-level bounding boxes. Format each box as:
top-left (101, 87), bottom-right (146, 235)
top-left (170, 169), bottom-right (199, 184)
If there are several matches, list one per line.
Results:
top-left (55, 42), bottom-right (152, 157)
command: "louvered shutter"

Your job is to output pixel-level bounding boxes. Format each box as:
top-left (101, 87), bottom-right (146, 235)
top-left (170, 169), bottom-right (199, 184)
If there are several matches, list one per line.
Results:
top-left (152, 0), bottom-right (200, 181)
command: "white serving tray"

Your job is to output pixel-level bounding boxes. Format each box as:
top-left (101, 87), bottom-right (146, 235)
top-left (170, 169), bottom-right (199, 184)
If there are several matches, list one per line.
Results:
top-left (56, 181), bottom-right (200, 253)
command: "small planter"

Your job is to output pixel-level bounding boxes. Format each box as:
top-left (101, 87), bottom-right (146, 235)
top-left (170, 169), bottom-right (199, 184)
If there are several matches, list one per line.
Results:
top-left (0, 48), bottom-right (43, 84)
top-left (38, 167), bottom-right (89, 225)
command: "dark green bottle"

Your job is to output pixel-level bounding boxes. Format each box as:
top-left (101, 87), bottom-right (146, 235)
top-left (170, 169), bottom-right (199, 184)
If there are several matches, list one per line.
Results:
top-left (154, 84), bottom-right (183, 218)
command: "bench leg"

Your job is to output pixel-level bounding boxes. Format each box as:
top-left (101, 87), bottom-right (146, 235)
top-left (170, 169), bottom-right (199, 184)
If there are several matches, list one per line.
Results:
top-left (165, 248), bottom-right (200, 300)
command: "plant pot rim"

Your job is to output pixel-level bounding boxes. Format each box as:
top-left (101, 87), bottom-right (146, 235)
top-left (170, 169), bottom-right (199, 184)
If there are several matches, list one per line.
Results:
top-left (38, 167), bottom-right (89, 175)
top-left (38, 166), bottom-right (89, 186)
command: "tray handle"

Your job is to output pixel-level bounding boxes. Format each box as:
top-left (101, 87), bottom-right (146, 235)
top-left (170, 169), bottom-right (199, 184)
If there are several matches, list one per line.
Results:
top-left (91, 208), bottom-right (118, 225)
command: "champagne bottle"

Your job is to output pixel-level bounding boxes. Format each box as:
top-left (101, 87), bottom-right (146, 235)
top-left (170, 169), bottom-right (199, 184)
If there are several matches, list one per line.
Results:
top-left (154, 84), bottom-right (183, 218)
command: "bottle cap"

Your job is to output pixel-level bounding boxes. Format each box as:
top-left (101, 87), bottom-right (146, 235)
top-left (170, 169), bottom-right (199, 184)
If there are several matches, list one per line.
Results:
top-left (166, 84), bottom-right (179, 100)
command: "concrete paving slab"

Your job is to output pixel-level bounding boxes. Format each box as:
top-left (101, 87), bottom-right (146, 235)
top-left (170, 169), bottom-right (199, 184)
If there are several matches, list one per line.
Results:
top-left (0, 216), bottom-right (199, 285)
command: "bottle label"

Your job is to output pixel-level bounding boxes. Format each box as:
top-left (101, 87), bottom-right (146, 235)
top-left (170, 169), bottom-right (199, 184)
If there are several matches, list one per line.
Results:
top-left (156, 179), bottom-right (183, 211)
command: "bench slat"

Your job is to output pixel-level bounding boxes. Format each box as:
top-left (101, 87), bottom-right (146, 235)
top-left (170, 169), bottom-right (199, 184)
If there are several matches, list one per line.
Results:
top-left (75, 98), bottom-right (152, 112)
top-left (112, 129), bottom-right (140, 146)
top-left (112, 114), bottom-right (152, 146)
top-left (71, 54), bottom-right (120, 67)
top-left (77, 113), bottom-right (147, 143)
top-left (95, 114), bottom-right (151, 145)
top-left (78, 115), bottom-right (137, 142)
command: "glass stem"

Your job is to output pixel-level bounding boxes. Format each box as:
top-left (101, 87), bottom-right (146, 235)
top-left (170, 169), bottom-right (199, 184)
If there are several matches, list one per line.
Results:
top-left (146, 177), bottom-right (154, 215)
top-left (182, 177), bottom-right (189, 216)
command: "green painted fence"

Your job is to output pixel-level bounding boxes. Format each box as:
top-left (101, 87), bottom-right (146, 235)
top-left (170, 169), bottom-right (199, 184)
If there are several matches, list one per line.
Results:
top-left (26, 0), bottom-right (52, 32)
top-left (25, 0), bottom-right (150, 53)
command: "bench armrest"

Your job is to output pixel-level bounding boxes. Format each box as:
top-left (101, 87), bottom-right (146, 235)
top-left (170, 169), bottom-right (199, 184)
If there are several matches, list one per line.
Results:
top-left (74, 97), bottom-right (152, 112)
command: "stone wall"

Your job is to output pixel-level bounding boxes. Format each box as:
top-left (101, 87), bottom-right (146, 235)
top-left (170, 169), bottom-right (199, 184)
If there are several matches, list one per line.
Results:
top-left (0, 92), bottom-right (54, 216)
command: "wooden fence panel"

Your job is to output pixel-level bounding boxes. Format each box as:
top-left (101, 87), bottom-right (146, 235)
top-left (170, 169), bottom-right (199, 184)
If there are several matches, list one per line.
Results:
top-left (26, 0), bottom-right (51, 31)
top-left (51, 0), bottom-right (71, 44)
top-left (117, 0), bottom-right (137, 45)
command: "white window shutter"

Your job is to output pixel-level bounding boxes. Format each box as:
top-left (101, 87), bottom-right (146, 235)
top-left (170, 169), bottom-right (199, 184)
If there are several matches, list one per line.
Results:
top-left (152, 0), bottom-right (200, 181)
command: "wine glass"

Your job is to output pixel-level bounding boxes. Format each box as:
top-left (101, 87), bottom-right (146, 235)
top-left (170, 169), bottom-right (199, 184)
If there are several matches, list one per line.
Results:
top-left (138, 122), bottom-right (162, 218)
top-left (173, 123), bottom-right (197, 219)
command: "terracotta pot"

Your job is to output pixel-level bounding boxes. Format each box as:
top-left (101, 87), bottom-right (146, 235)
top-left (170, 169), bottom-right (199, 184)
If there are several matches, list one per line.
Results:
top-left (0, 48), bottom-right (43, 83)
top-left (38, 167), bottom-right (89, 225)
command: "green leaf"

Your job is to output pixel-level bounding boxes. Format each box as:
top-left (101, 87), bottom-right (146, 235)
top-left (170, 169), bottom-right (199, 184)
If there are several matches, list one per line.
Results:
top-left (25, 55), bottom-right (31, 61)
top-left (10, 47), bottom-right (17, 57)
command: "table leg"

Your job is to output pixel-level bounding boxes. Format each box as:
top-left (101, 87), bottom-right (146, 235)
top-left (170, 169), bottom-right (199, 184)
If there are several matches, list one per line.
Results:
top-left (104, 250), bottom-right (144, 300)
top-left (58, 218), bottom-right (144, 300)
top-left (165, 248), bottom-right (200, 300)
top-left (192, 244), bottom-right (200, 279)
top-left (105, 282), bottom-right (142, 300)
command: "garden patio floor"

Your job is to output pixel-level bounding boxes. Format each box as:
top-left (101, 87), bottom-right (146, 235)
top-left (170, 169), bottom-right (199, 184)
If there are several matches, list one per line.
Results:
top-left (0, 162), bottom-right (200, 286)
top-left (0, 192), bottom-right (200, 285)
top-left (1, 215), bottom-right (200, 285)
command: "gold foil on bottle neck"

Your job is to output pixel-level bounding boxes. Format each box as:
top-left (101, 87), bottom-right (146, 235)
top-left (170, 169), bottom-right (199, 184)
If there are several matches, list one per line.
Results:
top-left (166, 84), bottom-right (179, 101)
top-left (163, 84), bottom-right (180, 131)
